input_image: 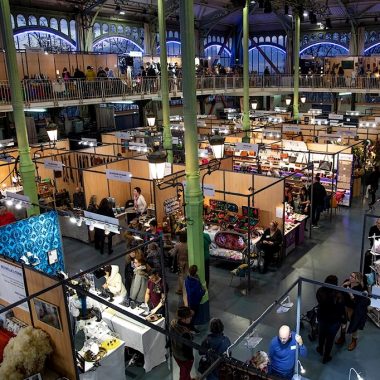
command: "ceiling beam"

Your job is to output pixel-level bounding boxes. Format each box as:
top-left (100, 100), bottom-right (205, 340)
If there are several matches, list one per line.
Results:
top-left (83, 0), bottom-right (108, 15)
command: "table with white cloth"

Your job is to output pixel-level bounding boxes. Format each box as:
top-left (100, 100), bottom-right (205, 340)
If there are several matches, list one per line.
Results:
top-left (90, 295), bottom-right (167, 372)
top-left (79, 338), bottom-right (125, 380)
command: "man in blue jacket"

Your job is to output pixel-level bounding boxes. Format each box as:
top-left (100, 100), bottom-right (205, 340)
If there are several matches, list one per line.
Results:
top-left (268, 325), bottom-right (307, 379)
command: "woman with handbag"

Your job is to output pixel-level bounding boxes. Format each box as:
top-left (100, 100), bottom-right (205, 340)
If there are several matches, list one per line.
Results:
top-left (199, 318), bottom-right (231, 379)
top-left (335, 272), bottom-right (370, 351)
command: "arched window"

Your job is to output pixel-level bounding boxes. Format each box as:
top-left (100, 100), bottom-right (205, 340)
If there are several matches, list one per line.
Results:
top-left (204, 45), bottom-right (231, 68)
top-left (110, 24), bottom-right (116, 33)
top-left (11, 14), bottom-right (15, 29)
top-left (60, 19), bottom-right (68, 35)
top-left (249, 45), bottom-right (286, 74)
top-left (265, 36), bottom-right (271, 42)
top-left (102, 24), bottom-right (109, 34)
top-left (300, 42), bottom-right (348, 57)
top-left (70, 20), bottom-right (76, 41)
top-left (253, 37), bottom-right (258, 43)
top-left (39, 17), bottom-right (48, 27)
top-left (272, 36), bottom-right (277, 44)
top-left (259, 36), bottom-right (264, 43)
top-left (168, 31), bottom-right (173, 38)
top-left (17, 14), bottom-right (26, 27)
top-left (174, 31), bottom-right (179, 39)
top-left (278, 35), bottom-right (284, 46)
top-left (50, 18), bottom-right (58, 30)
top-left (28, 16), bottom-right (37, 26)
top-left (117, 25), bottom-right (123, 34)
top-left (93, 23), bottom-right (101, 38)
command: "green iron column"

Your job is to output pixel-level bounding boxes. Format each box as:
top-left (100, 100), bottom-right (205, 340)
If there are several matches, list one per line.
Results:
top-left (293, 13), bottom-right (300, 121)
top-left (179, 0), bottom-right (209, 322)
top-left (242, 0), bottom-right (250, 141)
top-left (158, 0), bottom-right (173, 163)
top-left (0, 0), bottom-right (39, 215)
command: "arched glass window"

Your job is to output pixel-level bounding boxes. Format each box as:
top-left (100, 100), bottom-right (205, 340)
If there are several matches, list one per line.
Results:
top-left (207, 35), bottom-right (212, 43)
top-left (278, 35), bottom-right (284, 46)
top-left (93, 23), bottom-right (101, 38)
top-left (110, 24), bottom-right (116, 33)
top-left (39, 17), bottom-right (48, 27)
top-left (272, 36), bottom-right (277, 44)
top-left (204, 45), bottom-right (231, 68)
top-left (253, 37), bottom-right (258, 43)
top-left (300, 43), bottom-right (348, 57)
top-left (265, 36), bottom-right (271, 42)
top-left (70, 20), bottom-right (76, 41)
top-left (28, 16), bottom-right (37, 26)
top-left (249, 45), bottom-right (286, 74)
top-left (157, 41), bottom-right (181, 56)
top-left (174, 31), bottom-right (179, 39)
top-left (168, 31), bottom-right (173, 38)
top-left (50, 18), bottom-right (58, 30)
top-left (117, 25), bottom-right (123, 34)
top-left (60, 19), bottom-right (68, 35)
top-left (17, 14), bottom-right (26, 27)
top-left (102, 24), bottom-right (109, 34)
top-left (14, 31), bottom-right (75, 52)
top-left (11, 14), bottom-right (15, 29)
top-left (259, 36), bottom-right (264, 43)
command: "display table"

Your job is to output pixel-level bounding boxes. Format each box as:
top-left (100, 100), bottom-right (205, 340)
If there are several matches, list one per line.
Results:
top-left (284, 214), bottom-right (308, 256)
top-left (90, 295), bottom-right (166, 373)
top-left (79, 337), bottom-right (125, 380)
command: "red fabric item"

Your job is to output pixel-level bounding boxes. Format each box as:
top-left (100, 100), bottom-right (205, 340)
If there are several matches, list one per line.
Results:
top-left (0, 211), bottom-right (16, 227)
top-left (0, 328), bottom-right (15, 362)
top-left (174, 357), bottom-right (194, 380)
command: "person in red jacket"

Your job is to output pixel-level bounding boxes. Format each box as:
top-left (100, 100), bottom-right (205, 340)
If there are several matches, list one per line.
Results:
top-left (0, 205), bottom-right (16, 226)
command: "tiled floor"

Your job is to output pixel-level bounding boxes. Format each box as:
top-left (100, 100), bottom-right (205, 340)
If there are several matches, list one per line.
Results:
top-left (62, 199), bottom-right (380, 380)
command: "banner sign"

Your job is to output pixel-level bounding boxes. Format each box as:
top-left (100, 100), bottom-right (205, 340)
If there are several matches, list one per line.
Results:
top-left (282, 125), bottom-right (300, 133)
top-left (0, 261), bottom-right (28, 311)
top-left (203, 184), bottom-right (215, 197)
top-left (236, 142), bottom-right (259, 153)
top-left (164, 197), bottom-right (180, 215)
top-left (44, 159), bottom-right (63, 172)
top-left (106, 169), bottom-right (132, 182)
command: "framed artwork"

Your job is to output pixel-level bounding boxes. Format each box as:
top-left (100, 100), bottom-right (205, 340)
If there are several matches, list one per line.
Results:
top-left (33, 298), bottom-right (62, 330)
top-left (47, 249), bottom-right (58, 265)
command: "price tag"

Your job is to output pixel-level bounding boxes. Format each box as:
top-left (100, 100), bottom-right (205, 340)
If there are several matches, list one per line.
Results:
top-left (106, 169), bottom-right (132, 182)
top-left (44, 159), bottom-right (63, 172)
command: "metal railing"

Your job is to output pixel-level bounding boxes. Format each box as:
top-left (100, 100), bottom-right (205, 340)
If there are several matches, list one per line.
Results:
top-left (1, 75), bottom-right (380, 107)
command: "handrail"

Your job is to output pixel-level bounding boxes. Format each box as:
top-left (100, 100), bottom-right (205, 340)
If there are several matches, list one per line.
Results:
top-left (1, 74), bottom-right (380, 107)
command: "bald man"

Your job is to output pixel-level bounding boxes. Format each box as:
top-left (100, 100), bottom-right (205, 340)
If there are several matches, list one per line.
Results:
top-left (268, 325), bottom-right (307, 379)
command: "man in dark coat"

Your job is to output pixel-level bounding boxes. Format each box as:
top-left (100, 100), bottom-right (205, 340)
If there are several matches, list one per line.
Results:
top-left (367, 166), bottom-right (380, 206)
top-left (311, 176), bottom-right (327, 228)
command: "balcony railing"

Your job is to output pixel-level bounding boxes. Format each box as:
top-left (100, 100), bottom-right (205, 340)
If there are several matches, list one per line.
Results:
top-left (0, 75), bottom-right (380, 107)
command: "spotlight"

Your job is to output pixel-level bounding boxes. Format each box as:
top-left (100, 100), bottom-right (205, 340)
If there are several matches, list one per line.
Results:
top-left (15, 202), bottom-right (22, 210)
top-left (303, 10), bottom-right (309, 18)
top-left (70, 216), bottom-right (76, 224)
top-left (76, 218), bottom-right (83, 227)
top-left (6, 199), bottom-right (13, 206)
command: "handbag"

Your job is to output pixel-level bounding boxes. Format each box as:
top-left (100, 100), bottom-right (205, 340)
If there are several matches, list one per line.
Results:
top-left (198, 354), bottom-right (212, 374)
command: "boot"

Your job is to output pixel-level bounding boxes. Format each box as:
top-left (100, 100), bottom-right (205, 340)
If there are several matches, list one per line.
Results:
top-left (335, 330), bottom-right (346, 345)
top-left (348, 337), bottom-right (357, 351)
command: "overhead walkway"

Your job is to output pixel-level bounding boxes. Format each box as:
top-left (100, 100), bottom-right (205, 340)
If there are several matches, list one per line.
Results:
top-left (0, 75), bottom-right (379, 112)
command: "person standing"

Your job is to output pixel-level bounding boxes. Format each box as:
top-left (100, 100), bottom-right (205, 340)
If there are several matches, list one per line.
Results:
top-left (200, 318), bottom-right (231, 380)
top-left (184, 265), bottom-right (205, 332)
top-left (133, 187), bottom-right (147, 214)
top-left (94, 198), bottom-right (115, 255)
top-left (129, 256), bottom-right (149, 304)
top-left (336, 272), bottom-right (370, 351)
top-left (367, 166), bottom-right (380, 206)
top-left (203, 231), bottom-right (211, 288)
top-left (170, 231), bottom-right (189, 295)
top-left (170, 306), bottom-right (194, 380)
top-left (102, 265), bottom-right (127, 299)
top-left (85, 66), bottom-right (96, 81)
top-left (268, 325), bottom-right (307, 379)
top-left (86, 195), bottom-right (98, 213)
top-left (311, 176), bottom-right (327, 228)
top-left (0, 205), bottom-right (16, 227)
top-left (144, 269), bottom-right (166, 315)
top-left (316, 275), bottom-right (346, 364)
top-left (73, 187), bottom-right (86, 209)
